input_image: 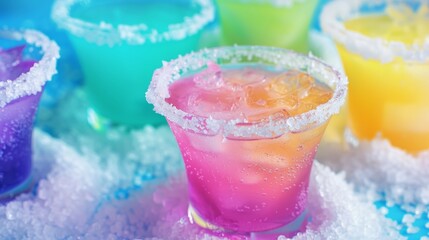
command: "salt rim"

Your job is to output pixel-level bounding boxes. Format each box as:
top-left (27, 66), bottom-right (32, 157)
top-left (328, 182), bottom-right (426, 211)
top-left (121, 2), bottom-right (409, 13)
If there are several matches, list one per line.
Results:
top-left (51, 0), bottom-right (215, 46)
top-left (321, 0), bottom-right (429, 63)
top-left (227, 0), bottom-right (310, 7)
top-left (0, 29), bottom-right (60, 108)
top-left (146, 46), bottom-right (348, 139)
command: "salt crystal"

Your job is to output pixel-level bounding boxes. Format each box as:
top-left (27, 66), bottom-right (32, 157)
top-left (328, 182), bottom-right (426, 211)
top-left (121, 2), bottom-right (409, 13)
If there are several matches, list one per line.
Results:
top-left (379, 207), bottom-right (389, 215)
top-left (317, 128), bottom-right (429, 239)
top-left (402, 214), bottom-right (415, 224)
top-left (414, 204), bottom-right (426, 216)
top-left (406, 226), bottom-right (420, 234)
top-left (5, 207), bottom-right (15, 220)
top-left (317, 136), bottom-right (429, 206)
top-left (0, 29), bottom-right (59, 108)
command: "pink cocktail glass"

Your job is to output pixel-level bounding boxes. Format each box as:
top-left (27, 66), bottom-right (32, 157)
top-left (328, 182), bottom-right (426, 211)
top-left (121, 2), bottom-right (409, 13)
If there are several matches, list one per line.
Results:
top-left (146, 46), bottom-right (347, 236)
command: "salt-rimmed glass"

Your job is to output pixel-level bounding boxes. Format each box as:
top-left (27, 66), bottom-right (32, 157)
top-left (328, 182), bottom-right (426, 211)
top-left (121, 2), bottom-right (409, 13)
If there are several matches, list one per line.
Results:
top-left (215, 0), bottom-right (318, 53)
top-left (321, 0), bottom-right (429, 153)
top-left (52, 0), bottom-right (215, 129)
top-left (0, 29), bottom-right (59, 199)
top-left (146, 46), bottom-right (347, 236)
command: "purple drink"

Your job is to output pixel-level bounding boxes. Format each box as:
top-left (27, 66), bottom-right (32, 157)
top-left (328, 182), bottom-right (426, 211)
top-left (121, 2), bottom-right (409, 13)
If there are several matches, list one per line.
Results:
top-left (0, 93), bottom-right (42, 197)
top-left (0, 30), bottom-right (59, 199)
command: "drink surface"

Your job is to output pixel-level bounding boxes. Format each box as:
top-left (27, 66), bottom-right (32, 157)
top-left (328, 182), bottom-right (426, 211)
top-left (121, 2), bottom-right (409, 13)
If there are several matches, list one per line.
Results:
top-left (69, 1), bottom-right (204, 127)
top-left (0, 45), bottom-right (34, 82)
top-left (215, 0), bottom-right (318, 53)
top-left (344, 4), bottom-right (429, 45)
top-left (73, 2), bottom-right (196, 30)
top-left (339, 4), bottom-right (429, 153)
top-left (168, 63), bottom-right (333, 121)
top-left (167, 63), bottom-right (333, 232)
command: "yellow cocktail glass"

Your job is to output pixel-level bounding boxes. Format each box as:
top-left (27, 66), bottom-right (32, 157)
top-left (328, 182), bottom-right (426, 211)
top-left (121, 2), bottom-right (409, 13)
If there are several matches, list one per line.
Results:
top-left (321, 0), bottom-right (429, 154)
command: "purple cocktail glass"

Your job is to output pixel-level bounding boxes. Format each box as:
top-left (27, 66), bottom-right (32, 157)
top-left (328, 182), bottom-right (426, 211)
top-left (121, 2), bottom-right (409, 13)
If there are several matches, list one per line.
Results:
top-left (0, 29), bottom-right (59, 200)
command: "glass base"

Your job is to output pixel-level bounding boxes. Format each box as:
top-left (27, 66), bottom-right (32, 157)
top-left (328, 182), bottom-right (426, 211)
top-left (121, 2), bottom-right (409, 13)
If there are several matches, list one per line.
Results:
top-left (0, 174), bottom-right (33, 202)
top-left (188, 205), bottom-right (309, 238)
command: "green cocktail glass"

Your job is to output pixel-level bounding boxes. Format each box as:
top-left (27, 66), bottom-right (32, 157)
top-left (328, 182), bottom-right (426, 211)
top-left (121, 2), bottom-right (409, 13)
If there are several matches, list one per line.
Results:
top-left (215, 0), bottom-right (318, 53)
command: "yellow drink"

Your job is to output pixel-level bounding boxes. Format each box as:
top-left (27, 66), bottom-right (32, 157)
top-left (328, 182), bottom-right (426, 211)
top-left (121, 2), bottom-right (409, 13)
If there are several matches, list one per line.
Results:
top-left (322, 1), bottom-right (429, 153)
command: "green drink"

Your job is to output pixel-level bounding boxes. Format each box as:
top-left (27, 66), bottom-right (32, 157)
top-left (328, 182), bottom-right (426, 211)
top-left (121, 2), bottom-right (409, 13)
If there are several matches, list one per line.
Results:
top-left (215, 0), bottom-right (318, 53)
top-left (52, 0), bottom-right (215, 129)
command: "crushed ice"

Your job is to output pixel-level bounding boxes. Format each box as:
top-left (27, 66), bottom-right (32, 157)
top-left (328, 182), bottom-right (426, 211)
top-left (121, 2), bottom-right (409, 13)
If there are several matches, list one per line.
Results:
top-left (317, 136), bottom-right (429, 239)
top-left (0, 88), bottom-right (414, 239)
top-left (0, 128), bottom-right (402, 239)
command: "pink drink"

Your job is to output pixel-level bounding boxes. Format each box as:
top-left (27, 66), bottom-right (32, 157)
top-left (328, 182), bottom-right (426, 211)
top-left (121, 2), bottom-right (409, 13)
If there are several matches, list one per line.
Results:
top-left (169, 123), bottom-right (319, 233)
top-left (146, 46), bottom-right (347, 235)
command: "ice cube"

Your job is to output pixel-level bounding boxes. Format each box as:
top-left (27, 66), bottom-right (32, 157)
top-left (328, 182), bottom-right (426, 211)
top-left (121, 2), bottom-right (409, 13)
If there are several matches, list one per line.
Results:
top-left (294, 84), bottom-right (333, 115)
top-left (269, 70), bottom-right (315, 96)
top-left (223, 67), bottom-right (270, 87)
top-left (193, 61), bottom-right (224, 90)
top-left (245, 82), bottom-right (298, 112)
top-left (245, 70), bottom-right (320, 115)
top-left (386, 4), bottom-right (415, 25)
top-left (277, 96), bottom-right (299, 112)
top-left (245, 84), bottom-right (272, 108)
top-left (187, 89), bottom-right (244, 119)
